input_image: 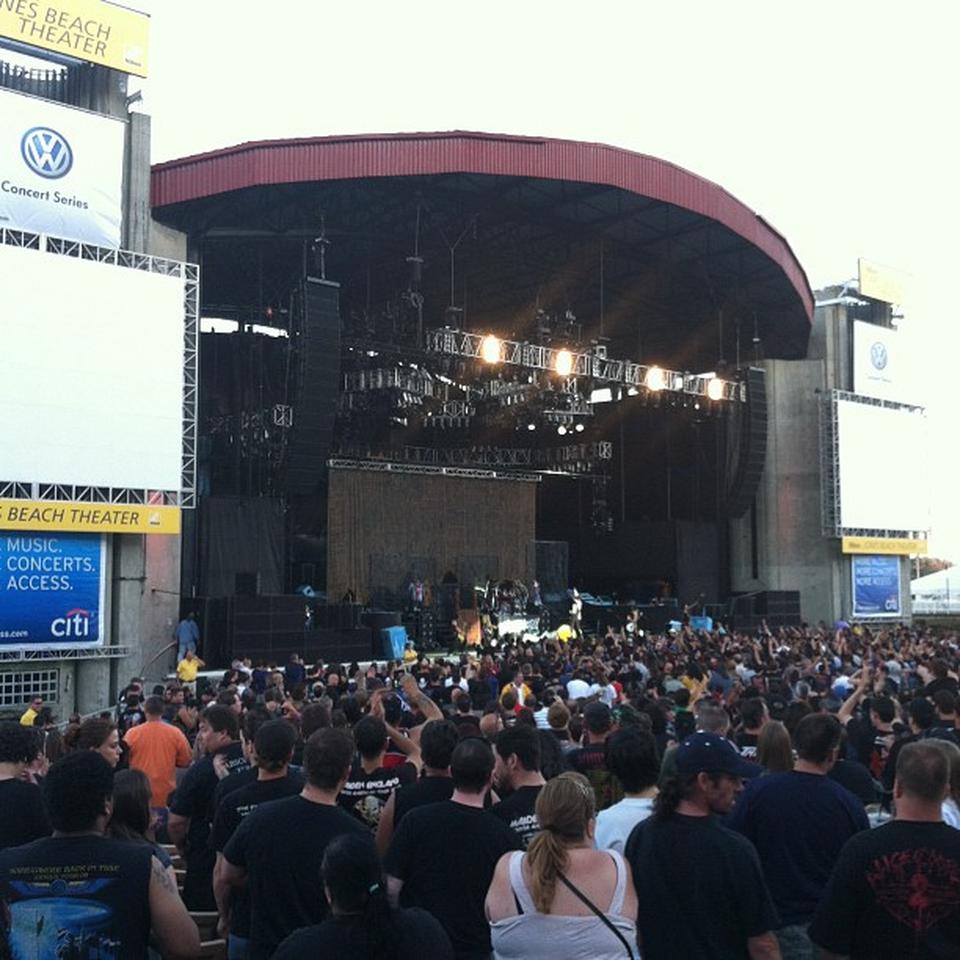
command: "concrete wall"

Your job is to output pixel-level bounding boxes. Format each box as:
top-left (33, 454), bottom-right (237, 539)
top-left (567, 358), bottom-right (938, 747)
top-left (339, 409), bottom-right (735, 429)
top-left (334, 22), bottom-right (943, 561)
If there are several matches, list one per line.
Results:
top-left (730, 357), bottom-right (843, 624)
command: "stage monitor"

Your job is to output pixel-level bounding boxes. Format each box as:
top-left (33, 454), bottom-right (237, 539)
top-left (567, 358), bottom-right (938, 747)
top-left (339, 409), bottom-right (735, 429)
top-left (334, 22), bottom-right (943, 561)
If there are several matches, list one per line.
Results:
top-left (0, 238), bottom-right (193, 497)
top-left (836, 394), bottom-right (930, 533)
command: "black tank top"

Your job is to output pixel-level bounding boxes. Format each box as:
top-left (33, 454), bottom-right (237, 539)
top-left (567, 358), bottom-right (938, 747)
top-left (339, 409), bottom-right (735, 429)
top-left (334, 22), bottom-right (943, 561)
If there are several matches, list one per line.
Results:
top-left (0, 835), bottom-right (153, 960)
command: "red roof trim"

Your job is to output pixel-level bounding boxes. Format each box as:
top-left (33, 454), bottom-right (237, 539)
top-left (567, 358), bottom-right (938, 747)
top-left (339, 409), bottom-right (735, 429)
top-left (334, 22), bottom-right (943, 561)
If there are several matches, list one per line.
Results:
top-left (151, 130), bottom-right (812, 322)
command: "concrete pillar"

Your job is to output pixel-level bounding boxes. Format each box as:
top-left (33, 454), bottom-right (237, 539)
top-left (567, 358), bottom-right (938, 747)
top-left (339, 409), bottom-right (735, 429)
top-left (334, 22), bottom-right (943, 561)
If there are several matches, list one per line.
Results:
top-left (730, 358), bottom-right (843, 624)
top-left (75, 660), bottom-right (111, 715)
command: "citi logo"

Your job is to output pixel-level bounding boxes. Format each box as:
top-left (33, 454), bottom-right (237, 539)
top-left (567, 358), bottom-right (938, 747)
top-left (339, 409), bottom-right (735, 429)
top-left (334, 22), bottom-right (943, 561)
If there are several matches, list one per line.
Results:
top-left (51, 608), bottom-right (91, 638)
top-left (21, 127), bottom-right (73, 179)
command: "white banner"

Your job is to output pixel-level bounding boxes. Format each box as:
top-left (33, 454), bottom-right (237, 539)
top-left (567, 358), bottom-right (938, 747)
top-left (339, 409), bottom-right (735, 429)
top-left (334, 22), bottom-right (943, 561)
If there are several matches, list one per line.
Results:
top-left (0, 89), bottom-right (123, 247)
top-left (853, 320), bottom-right (898, 401)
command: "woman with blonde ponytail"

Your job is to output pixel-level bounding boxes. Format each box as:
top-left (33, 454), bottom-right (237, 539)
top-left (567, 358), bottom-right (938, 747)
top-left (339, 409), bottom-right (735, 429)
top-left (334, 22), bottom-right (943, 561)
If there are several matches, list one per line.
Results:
top-left (485, 771), bottom-right (639, 959)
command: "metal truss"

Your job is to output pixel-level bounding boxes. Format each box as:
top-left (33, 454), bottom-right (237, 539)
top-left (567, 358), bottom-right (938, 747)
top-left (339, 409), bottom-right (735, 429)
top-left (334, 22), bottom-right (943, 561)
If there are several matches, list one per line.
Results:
top-left (819, 391), bottom-right (841, 537)
top-left (328, 458), bottom-right (541, 483)
top-left (820, 390), bottom-right (929, 539)
top-left (343, 368), bottom-right (436, 397)
top-left (0, 645), bottom-right (132, 664)
top-left (0, 229), bottom-right (199, 509)
top-left (335, 442), bottom-right (613, 473)
top-left (426, 327), bottom-right (746, 402)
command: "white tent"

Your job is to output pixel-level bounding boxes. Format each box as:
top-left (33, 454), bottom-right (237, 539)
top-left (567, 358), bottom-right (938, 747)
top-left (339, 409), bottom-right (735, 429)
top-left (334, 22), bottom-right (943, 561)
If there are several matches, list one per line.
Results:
top-left (911, 567), bottom-right (960, 614)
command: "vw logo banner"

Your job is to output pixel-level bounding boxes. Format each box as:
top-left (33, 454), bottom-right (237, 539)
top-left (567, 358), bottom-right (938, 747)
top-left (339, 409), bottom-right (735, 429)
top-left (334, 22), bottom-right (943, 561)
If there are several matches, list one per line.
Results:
top-left (0, 89), bottom-right (122, 247)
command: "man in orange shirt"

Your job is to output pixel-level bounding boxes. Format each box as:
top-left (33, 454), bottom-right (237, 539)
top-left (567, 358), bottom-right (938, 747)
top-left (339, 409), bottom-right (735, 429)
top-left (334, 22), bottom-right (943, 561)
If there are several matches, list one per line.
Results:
top-left (124, 695), bottom-right (193, 819)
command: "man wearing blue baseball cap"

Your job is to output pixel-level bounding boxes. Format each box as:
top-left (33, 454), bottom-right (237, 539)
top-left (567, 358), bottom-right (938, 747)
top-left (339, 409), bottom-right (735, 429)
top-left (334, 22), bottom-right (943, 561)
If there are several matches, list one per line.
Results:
top-left (624, 732), bottom-right (781, 959)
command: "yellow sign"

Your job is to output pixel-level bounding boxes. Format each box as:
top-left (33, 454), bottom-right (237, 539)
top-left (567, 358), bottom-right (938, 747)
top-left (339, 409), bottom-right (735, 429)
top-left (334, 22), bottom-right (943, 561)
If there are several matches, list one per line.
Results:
top-left (842, 536), bottom-right (928, 556)
top-left (0, 499), bottom-right (179, 534)
top-left (858, 258), bottom-right (909, 306)
top-left (0, 0), bottom-right (149, 77)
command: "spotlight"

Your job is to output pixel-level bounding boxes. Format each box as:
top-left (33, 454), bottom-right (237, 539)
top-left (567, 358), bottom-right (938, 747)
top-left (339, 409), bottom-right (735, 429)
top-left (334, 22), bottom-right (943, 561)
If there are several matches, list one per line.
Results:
top-left (480, 334), bottom-right (501, 364)
top-left (575, 423), bottom-right (585, 433)
top-left (554, 349), bottom-right (574, 377)
top-left (707, 378), bottom-right (724, 401)
top-left (527, 423), bottom-right (536, 431)
top-left (557, 425), bottom-right (568, 436)
top-left (645, 366), bottom-right (666, 392)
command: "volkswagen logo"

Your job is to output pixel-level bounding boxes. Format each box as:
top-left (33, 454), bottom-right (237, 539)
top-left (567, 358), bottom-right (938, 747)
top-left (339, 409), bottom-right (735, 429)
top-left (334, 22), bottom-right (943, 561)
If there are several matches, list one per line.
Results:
top-left (870, 341), bottom-right (888, 371)
top-left (21, 127), bottom-right (73, 179)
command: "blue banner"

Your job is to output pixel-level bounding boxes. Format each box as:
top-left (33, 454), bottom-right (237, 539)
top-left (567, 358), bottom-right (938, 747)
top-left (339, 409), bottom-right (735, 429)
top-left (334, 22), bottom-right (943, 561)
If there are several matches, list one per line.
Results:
top-left (852, 554), bottom-right (901, 618)
top-left (0, 534), bottom-right (104, 645)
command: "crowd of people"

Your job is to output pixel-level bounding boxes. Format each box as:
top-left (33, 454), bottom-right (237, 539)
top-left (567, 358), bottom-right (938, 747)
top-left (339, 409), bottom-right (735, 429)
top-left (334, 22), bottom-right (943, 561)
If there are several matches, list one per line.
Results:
top-left (2, 617), bottom-right (960, 959)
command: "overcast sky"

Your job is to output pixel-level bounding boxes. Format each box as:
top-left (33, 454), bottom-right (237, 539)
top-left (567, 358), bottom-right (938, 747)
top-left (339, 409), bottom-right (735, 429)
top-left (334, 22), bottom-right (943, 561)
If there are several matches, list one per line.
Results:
top-left (137, 0), bottom-right (960, 556)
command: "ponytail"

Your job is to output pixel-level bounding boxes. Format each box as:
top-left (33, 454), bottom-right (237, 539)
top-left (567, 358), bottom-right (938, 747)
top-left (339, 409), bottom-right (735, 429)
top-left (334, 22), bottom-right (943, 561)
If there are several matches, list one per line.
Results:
top-left (525, 829), bottom-right (569, 914)
top-left (361, 882), bottom-right (399, 960)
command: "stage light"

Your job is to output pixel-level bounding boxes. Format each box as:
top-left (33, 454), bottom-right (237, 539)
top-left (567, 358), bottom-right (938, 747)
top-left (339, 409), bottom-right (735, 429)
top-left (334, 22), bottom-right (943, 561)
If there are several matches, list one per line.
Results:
top-left (645, 366), bottom-right (666, 392)
top-left (575, 423), bottom-right (585, 433)
top-left (707, 377), bottom-right (724, 401)
top-left (672, 373), bottom-right (685, 391)
top-left (480, 334), bottom-right (501, 364)
top-left (554, 349), bottom-right (574, 377)
top-left (527, 422), bottom-right (537, 431)
top-left (557, 425), bottom-right (568, 436)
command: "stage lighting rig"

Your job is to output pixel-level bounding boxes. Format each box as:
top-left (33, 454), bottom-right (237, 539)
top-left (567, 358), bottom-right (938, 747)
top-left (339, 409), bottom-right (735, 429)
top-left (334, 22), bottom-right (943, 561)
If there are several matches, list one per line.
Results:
top-left (425, 328), bottom-right (746, 403)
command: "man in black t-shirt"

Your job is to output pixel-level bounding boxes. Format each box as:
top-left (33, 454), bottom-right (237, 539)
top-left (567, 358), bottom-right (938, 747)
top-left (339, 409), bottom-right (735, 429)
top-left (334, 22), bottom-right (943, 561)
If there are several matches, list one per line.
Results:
top-left (0, 722), bottom-right (51, 850)
top-left (490, 724), bottom-right (544, 847)
top-left (339, 715), bottom-right (419, 830)
top-left (0, 752), bottom-right (199, 960)
top-left (810, 740), bottom-right (960, 959)
top-left (385, 738), bottom-right (523, 960)
top-left (568, 701), bottom-right (622, 811)
top-left (735, 697), bottom-right (768, 759)
top-left (168, 704), bottom-right (246, 909)
top-left (376, 719), bottom-right (458, 856)
top-left (211, 719), bottom-right (304, 960)
top-left (624, 732), bottom-right (780, 959)
top-left (221, 728), bottom-right (367, 960)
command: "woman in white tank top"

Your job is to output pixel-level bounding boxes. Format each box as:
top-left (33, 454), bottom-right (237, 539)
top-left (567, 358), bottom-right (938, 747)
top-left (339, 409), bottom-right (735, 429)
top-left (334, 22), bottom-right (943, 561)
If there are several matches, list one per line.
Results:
top-left (485, 772), bottom-right (639, 959)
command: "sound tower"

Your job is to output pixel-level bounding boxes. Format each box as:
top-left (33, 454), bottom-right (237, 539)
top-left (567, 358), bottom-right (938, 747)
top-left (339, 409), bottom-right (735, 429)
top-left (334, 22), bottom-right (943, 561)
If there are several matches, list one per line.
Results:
top-left (724, 367), bottom-right (768, 518)
top-left (287, 277), bottom-right (341, 495)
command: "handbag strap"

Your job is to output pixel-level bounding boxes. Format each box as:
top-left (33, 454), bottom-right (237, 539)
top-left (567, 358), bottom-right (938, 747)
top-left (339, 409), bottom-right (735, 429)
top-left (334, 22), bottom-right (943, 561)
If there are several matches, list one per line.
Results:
top-left (556, 869), bottom-right (634, 959)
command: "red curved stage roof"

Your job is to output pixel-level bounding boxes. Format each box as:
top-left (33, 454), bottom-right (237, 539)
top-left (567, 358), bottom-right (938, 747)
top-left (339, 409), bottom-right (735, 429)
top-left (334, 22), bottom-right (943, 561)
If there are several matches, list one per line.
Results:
top-left (151, 130), bottom-right (812, 323)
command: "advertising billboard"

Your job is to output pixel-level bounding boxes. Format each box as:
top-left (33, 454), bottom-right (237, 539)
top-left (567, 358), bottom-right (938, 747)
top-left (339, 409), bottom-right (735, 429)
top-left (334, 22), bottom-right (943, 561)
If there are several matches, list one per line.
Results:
top-left (0, 87), bottom-right (123, 246)
top-left (836, 395), bottom-right (930, 533)
top-left (0, 240), bottom-right (187, 495)
top-left (0, 0), bottom-right (149, 77)
top-left (853, 321), bottom-right (899, 402)
top-left (852, 554), bottom-right (902, 618)
top-left (0, 533), bottom-right (105, 646)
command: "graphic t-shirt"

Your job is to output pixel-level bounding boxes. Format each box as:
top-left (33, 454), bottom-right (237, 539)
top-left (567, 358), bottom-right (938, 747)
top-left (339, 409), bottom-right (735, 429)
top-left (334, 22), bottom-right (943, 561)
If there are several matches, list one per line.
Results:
top-left (490, 785), bottom-right (542, 848)
top-left (735, 732), bottom-right (760, 759)
top-left (0, 835), bottom-right (153, 960)
top-left (208, 772), bottom-right (304, 939)
top-left (339, 759), bottom-right (417, 830)
top-left (568, 744), bottom-right (623, 812)
top-left (223, 796), bottom-right (367, 960)
top-left (810, 820), bottom-right (960, 959)
top-left (0, 779), bottom-right (51, 850)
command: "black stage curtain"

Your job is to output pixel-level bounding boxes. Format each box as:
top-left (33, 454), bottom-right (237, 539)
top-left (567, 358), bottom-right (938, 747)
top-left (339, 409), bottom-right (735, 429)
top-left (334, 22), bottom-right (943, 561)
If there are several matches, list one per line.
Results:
top-left (199, 496), bottom-right (285, 597)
